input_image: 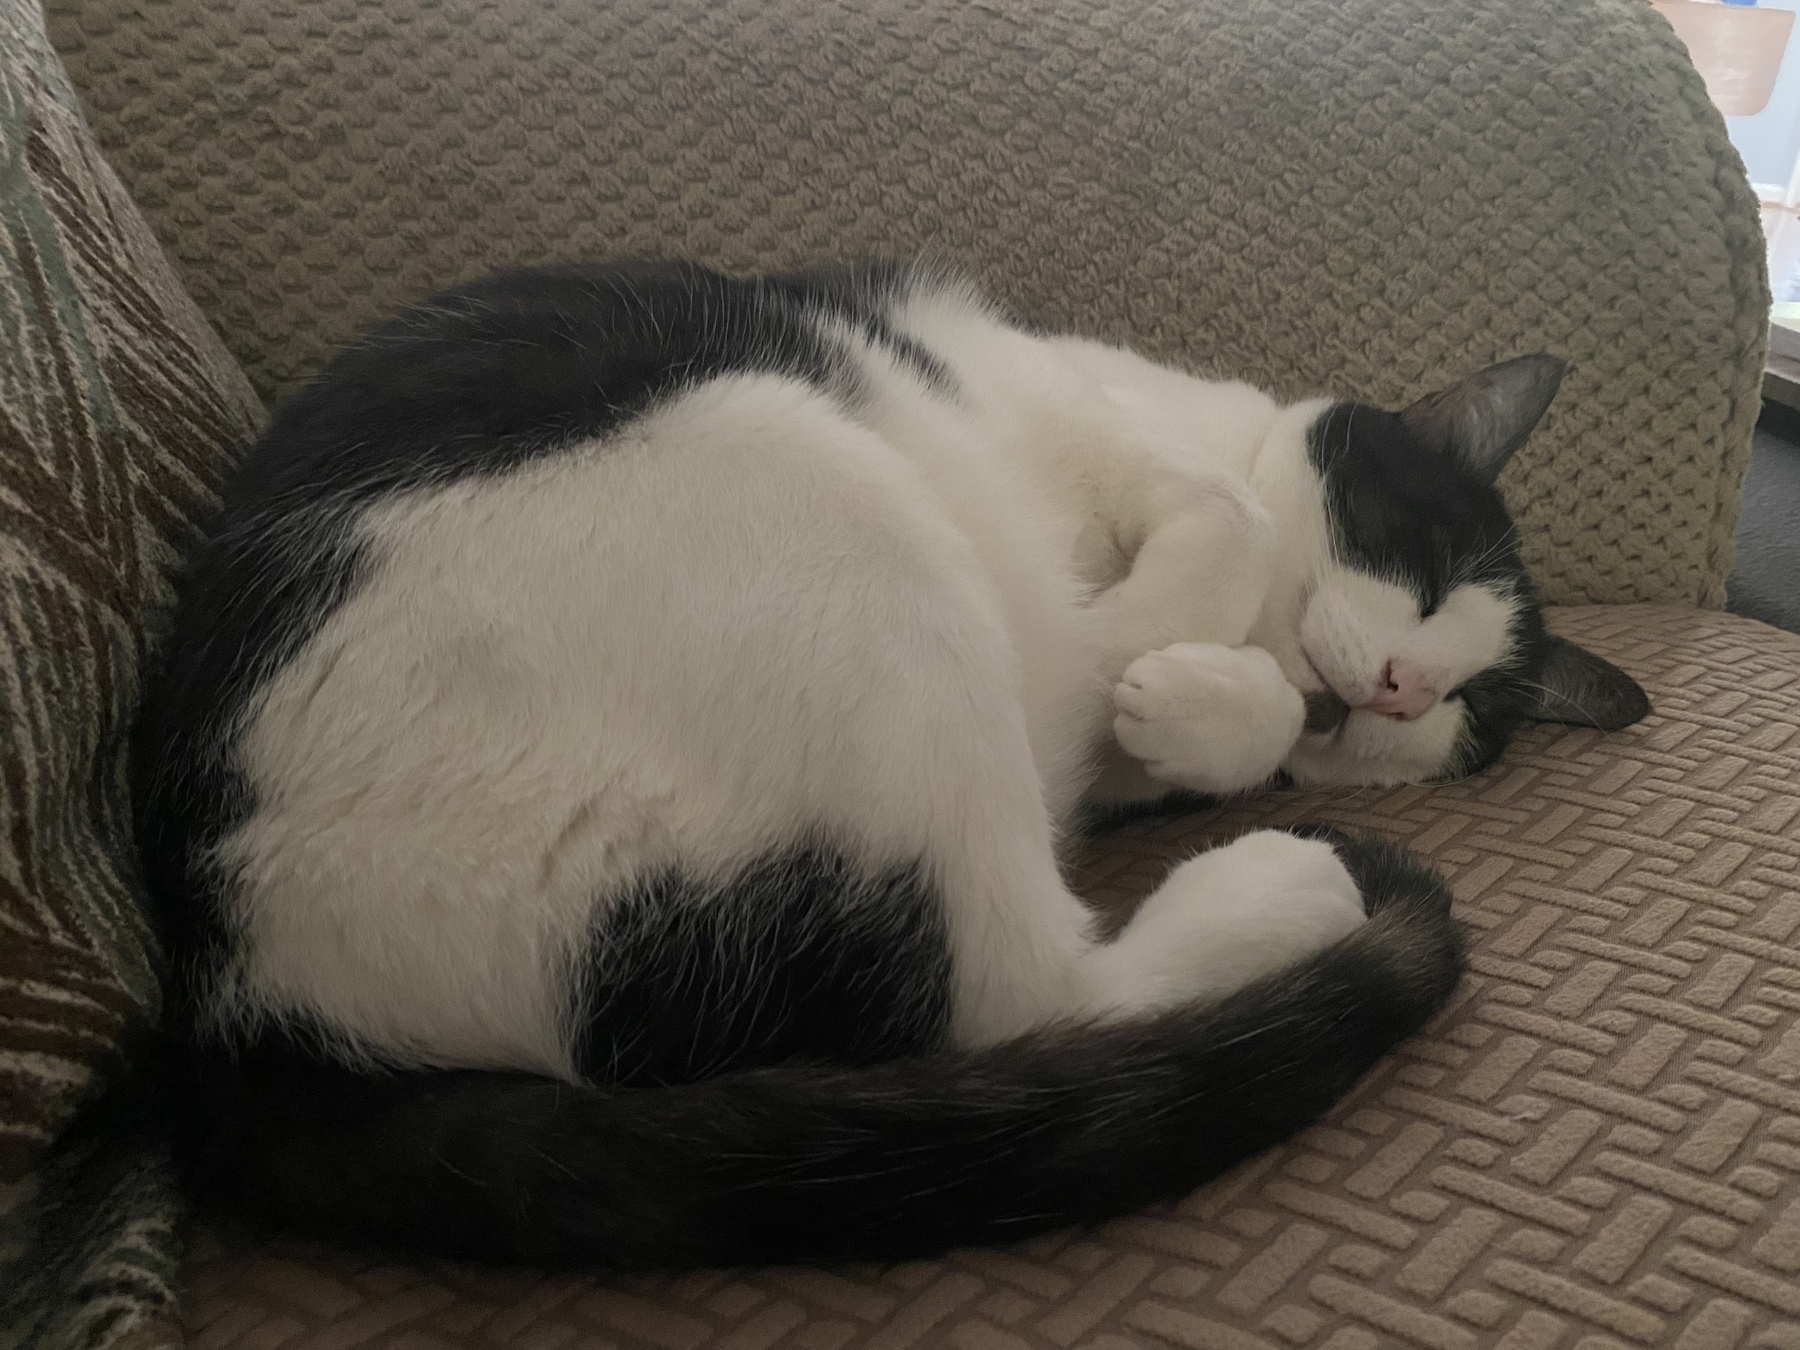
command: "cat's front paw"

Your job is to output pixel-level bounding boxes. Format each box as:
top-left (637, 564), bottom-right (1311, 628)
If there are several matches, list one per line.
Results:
top-left (1113, 643), bottom-right (1304, 794)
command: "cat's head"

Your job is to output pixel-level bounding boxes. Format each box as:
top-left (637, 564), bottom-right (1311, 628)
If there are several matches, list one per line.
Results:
top-left (1282, 356), bottom-right (1649, 786)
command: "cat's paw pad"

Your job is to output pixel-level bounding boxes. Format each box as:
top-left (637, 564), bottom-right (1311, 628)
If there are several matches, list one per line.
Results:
top-left (1113, 643), bottom-right (1304, 794)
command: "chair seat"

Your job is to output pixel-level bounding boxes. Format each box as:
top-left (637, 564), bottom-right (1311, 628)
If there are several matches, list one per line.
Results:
top-left (184, 604), bottom-right (1800, 1350)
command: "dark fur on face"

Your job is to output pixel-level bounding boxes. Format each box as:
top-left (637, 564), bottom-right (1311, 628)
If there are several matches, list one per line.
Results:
top-left (1306, 357), bottom-right (1648, 781)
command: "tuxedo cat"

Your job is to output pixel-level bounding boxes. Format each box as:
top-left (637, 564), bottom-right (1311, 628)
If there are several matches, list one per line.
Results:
top-left (134, 261), bottom-right (1648, 1268)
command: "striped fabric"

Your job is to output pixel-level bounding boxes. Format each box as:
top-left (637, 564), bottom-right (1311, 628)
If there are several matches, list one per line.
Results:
top-left (0, 0), bottom-right (263, 1341)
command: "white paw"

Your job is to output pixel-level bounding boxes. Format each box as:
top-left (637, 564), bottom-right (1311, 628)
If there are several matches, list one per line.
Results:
top-left (1113, 643), bottom-right (1305, 794)
top-left (1091, 831), bottom-right (1366, 1013)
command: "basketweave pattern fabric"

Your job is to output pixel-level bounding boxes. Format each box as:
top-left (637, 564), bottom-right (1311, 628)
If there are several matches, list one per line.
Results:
top-left (43, 0), bottom-right (1766, 608)
top-left (181, 605), bottom-right (1800, 1350)
top-left (0, 0), bottom-right (265, 1340)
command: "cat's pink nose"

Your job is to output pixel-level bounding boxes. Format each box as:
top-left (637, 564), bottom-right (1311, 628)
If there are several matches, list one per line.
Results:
top-left (1359, 658), bottom-right (1439, 721)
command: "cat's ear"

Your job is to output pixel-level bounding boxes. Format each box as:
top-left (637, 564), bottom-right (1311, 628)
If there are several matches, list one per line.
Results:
top-left (1526, 635), bottom-right (1651, 729)
top-left (1399, 354), bottom-right (1568, 484)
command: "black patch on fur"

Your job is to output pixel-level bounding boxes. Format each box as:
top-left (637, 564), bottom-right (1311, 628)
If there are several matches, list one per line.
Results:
top-left (763, 260), bottom-right (958, 396)
top-left (1307, 402), bottom-right (1527, 617)
top-left (575, 848), bottom-right (951, 1085)
top-left (132, 517), bottom-right (368, 1032)
top-left (233, 259), bottom-right (946, 510)
top-left (1303, 689), bottom-right (1352, 734)
top-left (174, 832), bottom-right (1465, 1270)
top-left (131, 259), bottom-right (951, 1030)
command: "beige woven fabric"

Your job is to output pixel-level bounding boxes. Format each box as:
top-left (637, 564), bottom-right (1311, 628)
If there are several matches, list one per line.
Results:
top-left (44, 0), bottom-right (1764, 608)
top-left (181, 604), bottom-right (1800, 1350)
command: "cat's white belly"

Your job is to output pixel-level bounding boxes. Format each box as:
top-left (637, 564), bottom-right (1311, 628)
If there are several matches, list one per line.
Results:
top-left (213, 373), bottom-right (1110, 1074)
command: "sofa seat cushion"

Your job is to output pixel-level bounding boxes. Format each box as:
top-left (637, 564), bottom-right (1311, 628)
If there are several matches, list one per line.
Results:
top-left (183, 604), bottom-right (1800, 1350)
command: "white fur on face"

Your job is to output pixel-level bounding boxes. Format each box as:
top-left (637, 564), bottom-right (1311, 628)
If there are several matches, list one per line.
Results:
top-left (1284, 696), bottom-right (1469, 787)
top-left (1300, 572), bottom-right (1515, 709)
top-left (1286, 569), bottom-right (1518, 785)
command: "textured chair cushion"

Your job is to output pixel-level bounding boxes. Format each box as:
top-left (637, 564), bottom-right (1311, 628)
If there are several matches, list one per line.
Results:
top-left (44, 0), bottom-right (1766, 608)
top-left (181, 604), bottom-right (1800, 1350)
top-left (0, 0), bottom-right (264, 1340)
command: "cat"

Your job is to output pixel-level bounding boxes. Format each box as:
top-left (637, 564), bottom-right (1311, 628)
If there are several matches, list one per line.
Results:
top-left (133, 260), bottom-right (1649, 1269)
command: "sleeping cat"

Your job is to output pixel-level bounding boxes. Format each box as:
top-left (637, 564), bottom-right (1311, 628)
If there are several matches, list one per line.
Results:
top-left (134, 260), bottom-right (1649, 1268)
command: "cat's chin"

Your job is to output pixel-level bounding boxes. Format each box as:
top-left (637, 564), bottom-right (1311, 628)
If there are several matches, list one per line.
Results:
top-left (1283, 755), bottom-right (1437, 789)
top-left (1283, 702), bottom-right (1468, 787)
top-left (1284, 759), bottom-right (1426, 789)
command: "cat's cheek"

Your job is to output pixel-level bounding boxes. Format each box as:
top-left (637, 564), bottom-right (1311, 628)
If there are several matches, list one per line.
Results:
top-left (1297, 569), bottom-right (1420, 706)
top-left (1283, 699), bottom-right (1467, 786)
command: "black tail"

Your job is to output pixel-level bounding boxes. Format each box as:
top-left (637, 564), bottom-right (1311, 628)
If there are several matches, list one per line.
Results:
top-left (177, 835), bottom-right (1464, 1269)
